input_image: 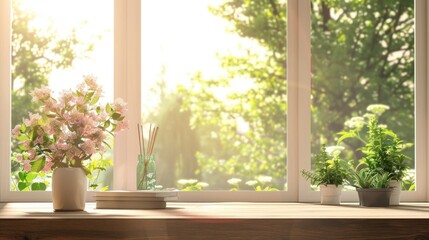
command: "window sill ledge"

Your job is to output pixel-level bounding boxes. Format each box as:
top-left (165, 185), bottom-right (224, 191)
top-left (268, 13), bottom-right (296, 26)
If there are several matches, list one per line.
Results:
top-left (1, 202), bottom-right (429, 239)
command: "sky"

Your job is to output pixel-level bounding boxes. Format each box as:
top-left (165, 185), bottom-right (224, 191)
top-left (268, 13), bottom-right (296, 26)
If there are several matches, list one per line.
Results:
top-left (18, 0), bottom-right (256, 109)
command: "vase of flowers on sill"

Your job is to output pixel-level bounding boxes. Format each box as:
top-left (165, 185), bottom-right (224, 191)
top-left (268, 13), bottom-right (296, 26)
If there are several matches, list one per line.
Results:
top-left (12, 75), bottom-right (128, 211)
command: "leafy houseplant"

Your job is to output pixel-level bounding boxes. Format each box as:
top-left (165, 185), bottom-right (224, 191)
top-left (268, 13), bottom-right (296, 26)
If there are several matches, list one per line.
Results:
top-left (301, 145), bottom-right (351, 204)
top-left (12, 75), bottom-right (128, 210)
top-left (351, 168), bottom-right (393, 207)
top-left (338, 104), bottom-right (410, 205)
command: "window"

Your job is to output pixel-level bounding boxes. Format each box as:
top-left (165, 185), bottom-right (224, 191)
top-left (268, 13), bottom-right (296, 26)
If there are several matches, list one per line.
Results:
top-left (140, 0), bottom-right (288, 195)
top-left (1, 0), bottom-right (114, 201)
top-left (0, 0), bottom-right (427, 202)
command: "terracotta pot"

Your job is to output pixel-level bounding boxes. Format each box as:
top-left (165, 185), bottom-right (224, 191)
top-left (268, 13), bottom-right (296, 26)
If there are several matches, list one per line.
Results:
top-left (52, 168), bottom-right (87, 211)
top-left (356, 188), bottom-right (393, 207)
top-left (389, 180), bottom-right (402, 205)
top-left (320, 184), bottom-right (343, 205)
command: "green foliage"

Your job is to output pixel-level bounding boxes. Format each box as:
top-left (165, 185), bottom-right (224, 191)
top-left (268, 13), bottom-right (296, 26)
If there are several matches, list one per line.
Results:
top-left (86, 155), bottom-right (112, 191)
top-left (10, 1), bottom-right (106, 191)
top-left (338, 106), bottom-right (411, 182)
top-left (11, 0), bottom-right (92, 128)
top-left (301, 145), bottom-right (351, 187)
top-left (177, 179), bottom-right (209, 191)
top-left (176, 0), bottom-right (413, 190)
top-left (15, 170), bottom-right (48, 191)
top-left (178, 0), bottom-right (287, 189)
top-left (245, 176), bottom-right (279, 191)
top-left (351, 168), bottom-right (392, 189)
top-left (311, 0), bottom-right (415, 158)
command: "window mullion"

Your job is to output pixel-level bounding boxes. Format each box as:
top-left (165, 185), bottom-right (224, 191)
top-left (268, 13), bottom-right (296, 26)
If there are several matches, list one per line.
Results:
top-left (113, 0), bottom-right (141, 191)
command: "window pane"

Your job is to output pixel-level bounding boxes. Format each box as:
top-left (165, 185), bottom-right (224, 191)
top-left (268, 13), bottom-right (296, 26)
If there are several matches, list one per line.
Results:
top-left (311, 1), bottom-right (415, 190)
top-left (11, 0), bottom-right (114, 191)
top-left (141, 0), bottom-right (287, 191)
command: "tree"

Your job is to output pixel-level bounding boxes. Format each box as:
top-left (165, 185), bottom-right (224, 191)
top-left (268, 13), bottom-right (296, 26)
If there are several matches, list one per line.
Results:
top-left (11, 0), bottom-right (93, 128)
top-left (311, 0), bottom-right (414, 161)
top-left (177, 0), bottom-right (414, 189)
top-left (178, 0), bottom-right (287, 189)
top-left (10, 0), bottom-right (94, 187)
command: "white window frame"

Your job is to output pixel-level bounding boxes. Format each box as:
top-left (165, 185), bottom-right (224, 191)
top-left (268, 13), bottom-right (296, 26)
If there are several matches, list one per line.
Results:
top-left (0, 0), bottom-right (427, 202)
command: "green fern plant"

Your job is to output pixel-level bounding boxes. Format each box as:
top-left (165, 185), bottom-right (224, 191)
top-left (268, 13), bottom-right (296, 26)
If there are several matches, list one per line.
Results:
top-left (301, 145), bottom-right (351, 187)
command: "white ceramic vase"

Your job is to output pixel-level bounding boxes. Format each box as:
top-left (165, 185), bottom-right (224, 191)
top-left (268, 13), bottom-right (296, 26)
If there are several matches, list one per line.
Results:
top-left (52, 167), bottom-right (87, 211)
top-left (320, 184), bottom-right (343, 205)
top-left (389, 180), bottom-right (402, 205)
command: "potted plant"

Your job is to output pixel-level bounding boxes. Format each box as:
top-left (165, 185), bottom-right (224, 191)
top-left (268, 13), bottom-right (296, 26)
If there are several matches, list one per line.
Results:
top-left (338, 104), bottom-right (410, 205)
top-left (351, 168), bottom-right (393, 207)
top-left (301, 145), bottom-right (351, 205)
top-left (12, 75), bottom-right (128, 211)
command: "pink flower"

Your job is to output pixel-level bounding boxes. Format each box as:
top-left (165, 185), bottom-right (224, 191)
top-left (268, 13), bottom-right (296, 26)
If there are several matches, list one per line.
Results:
top-left (81, 139), bottom-right (96, 155)
top-left (30, 87), bottom-right (51, 101)
top-left (23, 160), bottom-right (31, 172)
top-left (12, 124), bottom-right (21, 136)
top-left (28, 149), bottom-right (36, 160)
top-left (42, 161), bottom-right (54, 172)
top-left (12, 76), bottom-right (128, 175)
top-left (16, 154), bottom-right (23, 162)
top-left (115, 120), bottom-right (129, 133)
top-left (84, 75), bottom-right (99, 90)
top-left (24, 113), bottom-right (41, 127)
top-left (113, 98), bottom-right (127, 115)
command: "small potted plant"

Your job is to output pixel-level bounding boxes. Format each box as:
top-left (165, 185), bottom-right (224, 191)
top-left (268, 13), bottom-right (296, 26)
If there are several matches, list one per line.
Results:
top-left (301, 145), bottom-right (351, 205)
top-left (351, 168), bottom-right (393, 207)
top-left (338, 104), bottom-right (411, 205)
top-left (12, 75), bottom-right (128, 211)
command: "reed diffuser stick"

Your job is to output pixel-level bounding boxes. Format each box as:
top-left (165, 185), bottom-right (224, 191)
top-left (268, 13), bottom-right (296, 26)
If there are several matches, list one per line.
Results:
top-left (138, 122), bottom-right (159, 189)
top-left (137, 124), bottom-right (142, 156)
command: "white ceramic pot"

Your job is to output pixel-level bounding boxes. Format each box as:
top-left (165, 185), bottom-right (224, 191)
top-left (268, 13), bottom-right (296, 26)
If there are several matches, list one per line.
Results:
top-left (52, 167), bottom-right (87, 211)
top-left (389, 180), bottom-right (402, 205)
top-left (320, 184), bottom-right (343, 205)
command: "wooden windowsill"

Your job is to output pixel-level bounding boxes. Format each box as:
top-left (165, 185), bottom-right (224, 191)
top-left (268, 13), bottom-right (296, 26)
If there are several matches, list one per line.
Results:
top-left (1, 202), bottom-right (429, 219)
top-left (1, 202), bottom-right (429, 239)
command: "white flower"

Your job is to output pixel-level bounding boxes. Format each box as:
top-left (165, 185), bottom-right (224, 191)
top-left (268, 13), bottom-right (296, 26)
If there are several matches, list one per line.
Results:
top-left (227, 178), bottom-right (242, 185)
top-left (344, 117), bottom-right (365, 129)
top-left (177, 179), bottom-right (198, 185)
top-left (257, 176), bottom-right (272, 183)
top-left (246, 180), bottom-right (258, 186)
top-left (366, 104), bottom-right (390, 116)
top-left (325, 146), bottom-right (345, 158)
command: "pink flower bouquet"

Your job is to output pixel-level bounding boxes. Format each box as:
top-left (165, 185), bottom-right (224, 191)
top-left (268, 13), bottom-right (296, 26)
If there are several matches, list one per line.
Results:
top-left (12, 75), bottom-right (128, 175)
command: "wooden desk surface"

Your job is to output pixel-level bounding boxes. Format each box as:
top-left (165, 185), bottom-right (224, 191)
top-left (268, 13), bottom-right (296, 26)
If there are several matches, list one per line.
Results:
top-left (1, 202), bottom-right (429, 239)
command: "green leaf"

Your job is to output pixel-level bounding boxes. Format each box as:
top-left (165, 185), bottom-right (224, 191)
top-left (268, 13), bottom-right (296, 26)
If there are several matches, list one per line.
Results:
top-left (84, 91), bottom-right (95, 104)
top-left (106, 103), bottom-right (112, 114)
top-left (20, 123), bottom-right (26, 132)
top-left (30, 157), bottom-right (46, 172)
top-left (31, 182), bottom-right (47, 191)
top-left (26, 172), bottom-right (38, 183)
top-left (18, 171), bottom-right (26, 181)
top-left (17, 134), bottom-right (30, 141)
top-left (90, 96), bottom-right (99, 105)
top-left (103, 120), bottom-right (111, 129)
top-left (111, 113), bottom-right (121, 120)
top-left (18, 182), bottom-right (28, 191)
top-left (337, 131), bottom-right (356, 144)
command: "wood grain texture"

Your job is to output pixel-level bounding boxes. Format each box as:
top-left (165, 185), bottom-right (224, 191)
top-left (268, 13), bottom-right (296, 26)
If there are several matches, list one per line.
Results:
top-left (1, 203), bottom-right (429, 239)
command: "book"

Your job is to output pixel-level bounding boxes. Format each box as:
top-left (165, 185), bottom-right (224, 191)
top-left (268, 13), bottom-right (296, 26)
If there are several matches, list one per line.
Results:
top-left (95, 190), bottom-right (178, 198)
top-left (94, 196), bottom-right (177, 201)
top-left (96, 200), bottom-right (167, 209)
